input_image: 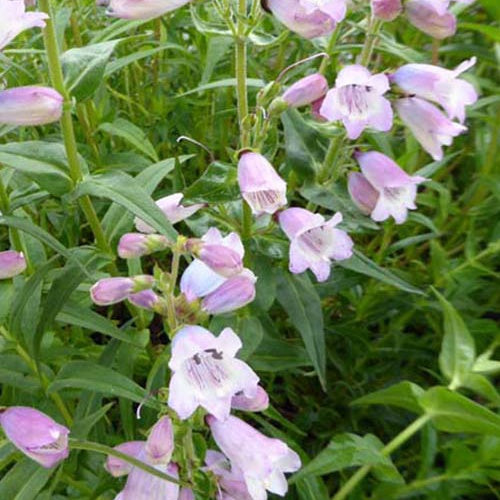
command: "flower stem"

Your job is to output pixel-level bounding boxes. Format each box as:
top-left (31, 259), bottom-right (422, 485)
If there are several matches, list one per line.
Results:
top-left (358, 17), bottom-right (382, 66)
top-left (331, 414), bottom-right (431, 500)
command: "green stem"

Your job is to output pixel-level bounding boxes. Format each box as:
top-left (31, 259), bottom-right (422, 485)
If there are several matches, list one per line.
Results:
top-left (332, 415), bottom-right (431, 500)
top-left (165, 240), bottom-right (183, 334)
top-left (318, 133), bottom-right (345, 183)
top-left (319, 28), bottom-right (339, 74)
top-left (358, 18), bottom-right (382, 66)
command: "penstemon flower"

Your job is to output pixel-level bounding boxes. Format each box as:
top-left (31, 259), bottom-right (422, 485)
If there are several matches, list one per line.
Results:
top-left (391, 58), bottom-right (477, 123)
top-left (168, 325), bottom-right (259, 421)
top-left (97, 0), bottom-right (191, 20)
top-left (320, 65), bottom-right (393, 139)
top-left (118, 233), bottom-right (170, 259)
top-left (105, 441), bottom-right (144, 477)
top-left (231, 385), bottom-right (270, 412)
top-left (0, 250), bottom-right (26, 279)
top-left (279, 208), bottom-right (353, 282)
top-left (281, 73), bottom-right (329, 108)
top-left (349, 151), bottom-right (426, 224)
top-left (0, 0), bottom-right (48, 50)
top-left (405, 0), bottom-right (456, 39)
top-left (90, 275), bottom-right (154, 306)
top-left (0, 406), bottom-right (69, 468)
top-left (207, 414), bottom-right (301, 500)
top-left (128, 289), bottom-right (160, 310)
top-left (371, 0), bottom-right (402, 21)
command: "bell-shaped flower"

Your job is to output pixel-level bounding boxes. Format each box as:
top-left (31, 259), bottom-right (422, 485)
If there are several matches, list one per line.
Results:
top-left (98, 0), bottom-right (191, 20)
top-left (264, 0), bottom-right (346, 39)
top-left (395, 97), bottom-right (466, 161)
top-left (0, 0), bottom-right (48, 50)
top-left (0, 406), bottom-right (69, 468)
top-left (118, 233), bottom-right (170, 259)
top-left (371, 0), bottom-right (402, 21)
top-left (279, 208), bottom-right (353, 282)
top-left (0, 250), bottom-right (26, 279)
top-left (0, 86), bottom-right (63, 126)
top-left (90, 275), bottom-right (154, 306)
top-left (238, 152), bottom-right (287, 216)
top-left (134, 193), bottom-right (203, 233)
top-left (231, 386), bottom-right (269, 412)
top-left (207, 415), bottom-right (301, 500)
top-left (168, 326), bottom-right (259, 421)
top-left (351, 151), bottom-right (426, 224)
top-left (391, 58), bottom-right (477, 123)
top-left (405, 0), bottom-right (456, 39)
top-left (105, 441), bottom-right (144, 477)
top-left (128, 289), bottom-right (159, 310)
top-left (282, 73), bottom-right (329, 108)
top-left (320, 65), bottom-right (393, 139)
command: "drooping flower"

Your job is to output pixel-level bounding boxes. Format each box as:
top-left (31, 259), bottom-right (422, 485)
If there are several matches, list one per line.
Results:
top-left (279, 208), bottom-right (353, 282)
top-left (282, 73), bottom-right (329, 108)
top-left (0, 406), bottom-right (69, 468)
top-left (320, 65), bottom-right (393, 139)
top-left (405, 0), bottom-right (456, 39)
top-left (0, 250), bottom-right (26, 279)
top-left (371, 0), bottom-right (402, 21)
top-left (0, 0), bottom-right (48, 50)
top-left (118, 233), bottom-right (170, 259)
top-left (134, 193), bottom-right (203, 234)
top-left (90, 275), bottom-right (154, 306)
top-left (264, 0), bottom-right (347, 39)
top-left (237, 152), bottom-right (287, 216)
top-left (97, 0), bottom-right (191, 20)
top-left (0, 86), bottom-right (63, 126)
top-left (350, 151), bottom-right (426, 224)
top-left (395, 97), bottom-right (466, 160)
top-left (207, 415), bottom-right (301, 500)
top-left (391, 58), bottom-right (477, 123)
top-left (128, 289), bottom-right (159, 310)
top-left (168, 326), bottom-right (259, 421)
top-left (105, 441), bottom-right (144, 477)
top-left (231, 385), bottom-right (269, 412)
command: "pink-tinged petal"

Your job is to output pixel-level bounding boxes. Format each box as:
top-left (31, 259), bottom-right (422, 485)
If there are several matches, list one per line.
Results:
top-left (128, 289), bottom-right (159, 310)
top-left (202, 394), bottom-right (234, 421)
top-left (266, 469), bottom-right (289, 496)
top-left (367, 95), bottom-right (393, 132)
top-left (325, 212), bottom-right (343, 228)
top-left (168, 372), bottom-right (200, 420)
top-left (90, 277), bottom-right (135, 306)
top-left (145, 416), bottom-right (174, 465)
top-left (371, 0), bottom-right (402, 21)
top-left (222, 232), bottom-right (245, 259)
top-left (335, 65), bottom-right (372, 87)
top-left (231, 386), bottom-right (269, 412)
top-left (180, 259), bottom-right (227, 302)
top-left (370, 199), bottom-right (391, 222)
top-left (230, 359), bottom-right (260, 398)
top-left (179, 488), bottom-right (195, 500)
top-left (103, 0), bottom-right (191, 20)
top-left (366, 73), bottom-right (391, 94)
top-left (216, 328), bottom-right (242, 358)
top-left (105, 441), bottom-right (145, 477)
top-left (282, 73), bottom-right (328, 108)
top-left (310, 260), bottom-right (332, 282)
top-left (348, 172), bottom-right (379, 215)
top-left (279, 207), bottom-right (324, 239)
top-left (199, 244), bottom-right (244, 278)
top-left (343, 117), bottom-right (366, 140)
top-left (289, 239), bottom-right (312, 275)
top-left (319, 88), bottom-right (343, 121)
top-left (356, 151), bottom-right (415, 189)
top-left (328, 228), bottom-right (353, 261)
top-left (435, 78), bottom-right (478, 123)
top-left (453, 56), bottom-right (476, 76)
top-left (0, 250), bottom-right (26, 279)
top-left (405, 0), bottom-right (456, 39)
top-left (169, 325), bottom-right (216, 370)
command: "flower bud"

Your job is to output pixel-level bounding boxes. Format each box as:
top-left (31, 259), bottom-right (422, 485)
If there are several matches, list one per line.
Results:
top-left (282, 73), bottom-right (328, 108)
top-left (105, 441), bottom-right (144, 477)
top-left (198, 244), bottom-right (244, 278)
top-left (0, 86), bottom-right (63, 126)
top-left (145, 416), bottom-right (174, 465)
top-left (0, 406), bottom-right (69, 468)
top-left (0, 250), bottom-right (26, 279)
top-left (231, 385), bottom-right (269, 412)
top-left (118, 233), bottom-right (170, 259)
top-left (90, 275), bottom-right (154, 306)
top-left (99, 0), bottom-right (191, 20)
top-left (405, 0), bottom-right (456, 39)
top-left (347, 172), bottom-right (379, 215)
top-left (1, 1), bottom-right (48, 50)
top-left (128, 289), bottom-right (159, 310)
top-left (371, 0), bottom-right (402, 21)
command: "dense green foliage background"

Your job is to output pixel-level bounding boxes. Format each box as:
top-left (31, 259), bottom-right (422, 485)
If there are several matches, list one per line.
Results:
top-left (0, 0), bottom-right (499, 498)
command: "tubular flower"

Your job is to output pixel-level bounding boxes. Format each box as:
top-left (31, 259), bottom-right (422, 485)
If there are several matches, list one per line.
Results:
top-left (238, 152), bottom-right (287, 216)
top-left (231, 385), bottom-right (270, 412)
top-left (134, 193), bottom-right (203, 233)
top-left (0, 86), bottom-right (63, 126)
top-left (0, 250), bottom-right (26, 279)
top-left (121, 461), bottom-right (180, 500)
top-left (391, 58), bottom-right (477, 123)
top-left (350, 151), bottom-right (426, 224)
top-left (0, 406), bottom-right (69, 468)
top-left (279, 208), bottom-right (353, 282)
top-left (168, 326), bottom-right (259, 421)
top-left (395, 97), bottom-right (466, 160)
top-left (97, 0), bottom-right (191, 20)
top-left (405, 0), bottom-right (456, 39)
top-left (105, 441), bottom-right (144, 477)
top-left (320, 65), bottom-right (393, 139)
top-left (128, 289), bottom-right (159, 310)
top-left (371, 0), bottom-right (402, 21)
top-left (207, 415), bottom-right (301, 500)
top-left (0, 0), bottom-right (48, 50)
top-left (118, 233), bottom-right (170, 259)
top-left (282, 73), bottom-right (329, 108)
top-left (90, 275), bottom-right (154, 306)
top-left (264, 0), bottom-right (346, 39)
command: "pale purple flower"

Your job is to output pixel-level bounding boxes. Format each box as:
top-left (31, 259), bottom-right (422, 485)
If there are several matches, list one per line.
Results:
top-left (320, 65), bottom-right (393, 139)
top-left (134, 193), bottom-right (203, 234)
top-left (181, 259), bottom-right (227, 303)
top-left (168, 326), bottom-right (259, 421)
top-left (207, 415), bottom-right (301, 500)
top-left (145, 416), bottom-right (174, 465)
top-left (231, 386), bottom-right (269, 412)
top-left (0, 250), bottom-right (26, 279)
top-left (405, 0), bottom-right (456, 39)
top-left (279, 208), bottom-right (353, 282)
top-left (179, 488), bottom-right (195, 500)
top-left (351, 151), bottom-right (426, 224)
top-left (265, 0), bottom-right (346, 39)
top-left (238, 152), bottom-right (287, 216)
top-left (0, 406), bottom-right (69, 468)
top-left (90, 275), bottom-right (154, 306)
top-left (391, 58), bottom-right (477, 123)
top-left (371, 0), bottom-right (402, 21)
top-left (0, 0), bottom-right (48, 50)
top-left (121, 461), bottom-right (179, 500)
top-left (105, 441), bottom-right (144, 477)
top-left (98, 0), bottom-right (191, 20)
top-left (396, 97), bottom-right (467, 161)
top-left (282, 73), bottom-right (329, 108)
top-left (128, 289), bottom-right (159, 310)
top-left (118, 233), bottom-right (170, 259)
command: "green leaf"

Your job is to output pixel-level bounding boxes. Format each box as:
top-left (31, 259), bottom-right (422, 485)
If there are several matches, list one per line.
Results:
top-left (251, 336), bottom-right (311, 372)
top-left (74, 171), bottom-right (177, 241)
top-left (433, 289), bottom-right (476, 388)
top-left (462, 373), bottom-right (500, 405)
top-left (276, 270), bottom-right (326, 389)
top-left (177, 77), bottom-right (265, 97)
top-left (459, 22), bottom-right (500, 42)
top-left (339, 250), bottom-right (423, 295)
top-left (296, 476), bottom-right (330, 500)
top-left (419, 387), bottom-right (500, 437)
top-left (61, 40), bottom-right (120, 101)
top-left (237, 316), bottom-right (264, 360)
top-left (0, 142), bottom-right (73, 195)
top-left (48, 361), bottom-right (160, 409)
top-left (183, 161), bottom-right (239, 203)
top-left (351, 381), bottom-right (425, 414)
top-left (71, 402), bottom-right (114, 439)
top-left (0, 458), bottom-right (54, 500)
top-left (98, 118), bottom-right (159, 162)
